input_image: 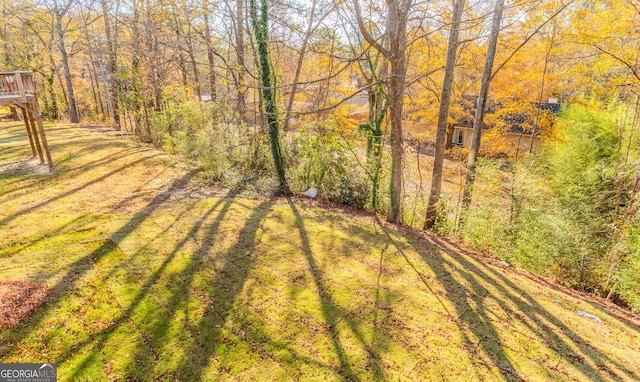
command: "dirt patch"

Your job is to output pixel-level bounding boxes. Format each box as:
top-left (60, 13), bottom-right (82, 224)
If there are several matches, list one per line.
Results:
top-left (0, 280), bottom-right (48, 328)
top-left (0, 156), bottom-right (52, 176)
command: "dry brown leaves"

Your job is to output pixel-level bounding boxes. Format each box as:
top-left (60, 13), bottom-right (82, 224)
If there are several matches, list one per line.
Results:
top-left (0, 280), bottom-right (48, 328)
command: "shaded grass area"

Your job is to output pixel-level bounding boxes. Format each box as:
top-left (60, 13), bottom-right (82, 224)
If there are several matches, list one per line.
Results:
top-left (1, 122), bottom-right (639, 381)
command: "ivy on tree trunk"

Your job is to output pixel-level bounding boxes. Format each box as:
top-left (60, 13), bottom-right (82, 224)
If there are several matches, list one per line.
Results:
top-left (249, 0), bottom-right (291, 195)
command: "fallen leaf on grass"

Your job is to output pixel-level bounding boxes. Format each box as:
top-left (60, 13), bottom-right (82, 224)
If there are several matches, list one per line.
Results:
top-left (0, 280), bottom-right (48, 328)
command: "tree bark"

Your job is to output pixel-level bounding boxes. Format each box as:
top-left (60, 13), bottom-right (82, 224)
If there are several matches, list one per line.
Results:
top-left (54, 0), bottom-right (79, 123)
top-left (387, 1), bottom-right (411, 224)
top-left (145, 0), bottom-right (163, 111)
top-left (424, 0), bottom-right (466, 230)
top-left (185, 27), bottom-right (202, 101)
top-left (235, 0), bottom-right (247, 121)
top-left (282, 0), bottom-right (318, 132)
top-left (203, 0), bottom-right (217, 102)
top-left (363, 54), bottom-right (388, 211)
top-left (353, 0), bottom-right (412, 224)
top-left (101, 0), bottom-right (121, 129)
top-left (170, 2), bottom-right (189, 90)
top-left (249, 0), bottom-right (291, 194)
top-left (461, 0), bottom-right (505, 214)
top-left (131, 0), bottom-right (145, 136)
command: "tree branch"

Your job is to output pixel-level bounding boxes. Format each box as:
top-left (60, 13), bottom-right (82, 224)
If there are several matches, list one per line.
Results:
top-left (352, 0), bottom-right (391, 57)
top-left (490, 0), bottom-right (573, 81)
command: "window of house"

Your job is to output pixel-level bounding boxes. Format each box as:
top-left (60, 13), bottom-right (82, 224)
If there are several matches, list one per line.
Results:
top-left (453, 129), bottom-right (464, 146)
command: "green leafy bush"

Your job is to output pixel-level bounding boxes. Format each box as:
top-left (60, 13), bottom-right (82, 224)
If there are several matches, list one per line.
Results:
top-left (287, 124), bottom-right (368, 208)
top-left (457, 100), bottom-right (640, 312)
top-left (150, 101), bottom-right (271, 183)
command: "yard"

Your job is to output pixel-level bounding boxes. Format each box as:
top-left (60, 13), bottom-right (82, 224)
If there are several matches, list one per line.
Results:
top-left (1, 122), bottom-right (639, 381)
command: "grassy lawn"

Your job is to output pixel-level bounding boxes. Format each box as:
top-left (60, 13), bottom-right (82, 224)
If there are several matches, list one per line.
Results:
top-left (1, 122), bottom-right (639, 381)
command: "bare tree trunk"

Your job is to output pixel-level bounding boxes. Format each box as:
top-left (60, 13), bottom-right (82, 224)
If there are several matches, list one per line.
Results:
top-left (145, 0), bottom-right (163, 110)
top-left (101, 0), bottom-right (121, 129)
top-left (186, 29), bottom-right (202, 101)
top-left (247, 15), bottom-right (264, 127)
top-left (354, 0), bottom-right (412, 224)
top-left (170, 2), bottom-right (189, 90)
top-left (56, 68), bottom-right (68, 115)
top-left (85, 58), bottom-right (100, 117)
top-left (388, 2), bottom-right (411, 224)
top-left (387, 57), bottom-right (407, 223)
top-left (131, 0), bottom-right (145, 136)
top-left (461, 0), bottom-right (505, 214)
top-left (282, 0), bottom-right (318, 132)
top-left (424, 0), bottom-right (466, 230)
top-left (235, 0), bottom-right (247, 120)
top-left (54, 0), bottom-right (79, 123)
top-left (82, 23), bottom-right (106, 120)
top-left (203, 0), bottom-right (217, 102)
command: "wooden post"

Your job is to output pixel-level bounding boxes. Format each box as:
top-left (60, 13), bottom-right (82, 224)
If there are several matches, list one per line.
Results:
top-left (32, 102), bottom-right (54, 171)
top-left (20, 107), bottom-right (37, 157)
top-left (15, 72), bottom-right (26, 103)
top-left (0, 71), bottom-right (54, 171)
top-left (27, 108), bottom-right (45, 164)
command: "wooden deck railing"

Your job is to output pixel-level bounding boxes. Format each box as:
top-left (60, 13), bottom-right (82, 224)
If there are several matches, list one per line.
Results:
top-left (0, 71), bottom-right (36, 102)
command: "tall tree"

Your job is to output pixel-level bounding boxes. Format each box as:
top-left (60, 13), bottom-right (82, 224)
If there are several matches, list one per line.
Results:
top-left (361, 52), bottom-right (388, 211)
top-left (424, 0), bottom-right (466, 230)
top-left (249, 0), bottom-right (291, 194)
top-left (460, 0), bottom-right (571, 214)
top-left (203, 0), bottom-right (217, 102)
top-left (354, 0), bottom-right (413, 224)
top-left (129, 0), bottom-right (147, 136)
top-left (461, 0), bottom-right (505, 212)
top-left (53, 0), bottom-right (79, 123)
top-left (234, 0), bottom-right (247, 121)
top-left (101, 0), bottom-right (121, 129)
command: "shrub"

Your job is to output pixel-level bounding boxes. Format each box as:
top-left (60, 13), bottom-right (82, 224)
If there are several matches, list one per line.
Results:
top-left (287, 123), bottom-right (368, 209)
top-left (456, 100), bottom-right (640, 312)
top-left (150, 101), bottom-right (271, 183)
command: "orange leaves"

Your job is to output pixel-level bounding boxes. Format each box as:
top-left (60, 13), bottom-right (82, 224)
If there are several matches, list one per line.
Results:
top-left (0, 280), bottom-right (48, 329)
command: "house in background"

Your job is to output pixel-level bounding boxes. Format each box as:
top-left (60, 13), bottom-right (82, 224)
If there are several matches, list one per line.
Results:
top-left (445, 97), bottom-right (561, 155)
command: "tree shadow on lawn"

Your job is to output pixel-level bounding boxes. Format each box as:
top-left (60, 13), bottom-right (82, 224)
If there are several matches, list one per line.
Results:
top-left (158, 197), bottom-right (277, 380)
top-left (65, 199), bottom-right (397, 381)
top-left (0, 122), bottom-right (159, 203)
top-left (0, 153), bottom-right (164, 227)
top-left (0, 214), bottom-right (100, 267)
top-left (8, 184), bottom-right (637, 381)
top-left (4, 179), bottom-right (272, 381)
top-left (377, 222), bottom-right (638, 381)
top-left (287, 201), bottom-right (391, 382)
top-left (0, 146), bottom-right (145, 201)
top-left (429, 235), bottom-right (638, 381)
top-left (0, 145), bottom-right (31, 160)
top-left (0, 131), bottom-right (31, 145)
top-left (57, 184), bottom-right (254, 380)
top-left (0, 170), bottom-right (200, 358)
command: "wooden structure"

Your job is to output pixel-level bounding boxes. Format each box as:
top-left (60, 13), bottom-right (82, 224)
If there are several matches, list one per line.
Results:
top-left (0, 71), bottom-right (53, 171)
